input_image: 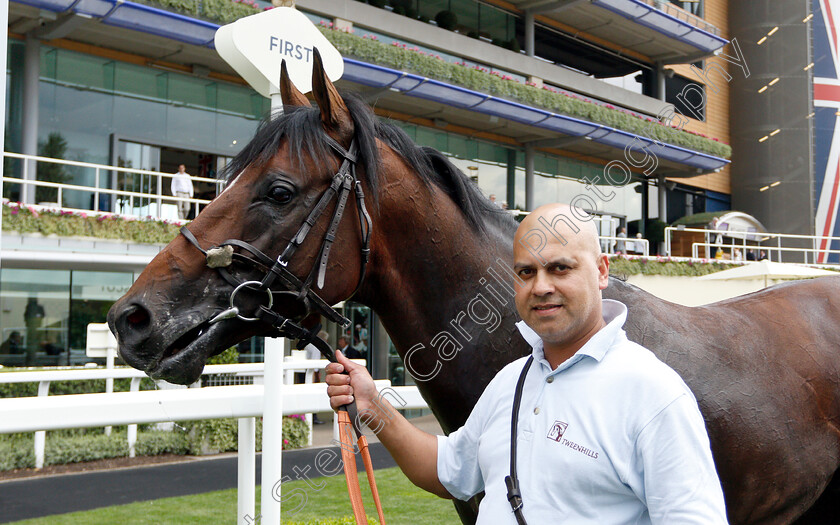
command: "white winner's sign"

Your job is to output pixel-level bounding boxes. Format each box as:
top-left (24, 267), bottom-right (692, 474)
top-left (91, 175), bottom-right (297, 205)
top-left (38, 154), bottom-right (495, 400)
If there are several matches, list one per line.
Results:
top-left (215, 7), bottom-right (344, 98)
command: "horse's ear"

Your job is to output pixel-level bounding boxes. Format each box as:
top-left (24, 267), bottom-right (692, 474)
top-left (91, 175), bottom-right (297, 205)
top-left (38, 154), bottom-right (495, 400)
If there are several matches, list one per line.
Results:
top-left (311, 47), bottom-right (352, 133)
top-left (280, 60), bottom-right (310, 107)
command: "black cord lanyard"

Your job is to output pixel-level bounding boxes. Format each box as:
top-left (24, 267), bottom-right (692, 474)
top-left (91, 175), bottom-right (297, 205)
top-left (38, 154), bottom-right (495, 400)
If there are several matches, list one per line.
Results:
top-left (505, 355), bottom-right (534, 525)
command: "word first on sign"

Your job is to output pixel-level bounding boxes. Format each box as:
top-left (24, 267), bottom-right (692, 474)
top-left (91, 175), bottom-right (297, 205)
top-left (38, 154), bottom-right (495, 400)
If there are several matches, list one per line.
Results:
top-left (214, 7), bottom-right (343, 98)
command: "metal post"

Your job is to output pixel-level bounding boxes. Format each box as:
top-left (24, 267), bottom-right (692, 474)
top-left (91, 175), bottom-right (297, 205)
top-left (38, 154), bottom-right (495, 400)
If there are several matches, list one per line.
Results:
top-left (525, 11), bottom-right (535, 57)
top-left (657, 174), bottom-right (667, 224)
top-left (21, 33), bottom-right (39, 205)
top-left (157, 172), bottom-right (162, 217)
top-left (261, 336), bottom-right (285, 524)
top-left (34, 380), bottom-right (50, 469)
top-left (238, 417), bottom-right (256, 525)
top-left (372, 314), bottom-right (389, 381)
top-left (94, 168), bottom-right (100, 212)
top-left (656, 62), bottom-right (667, 101)
top-left (524, 144), bottom-right (535, 211)
top-left (506, 149), bottom-right (516, 210)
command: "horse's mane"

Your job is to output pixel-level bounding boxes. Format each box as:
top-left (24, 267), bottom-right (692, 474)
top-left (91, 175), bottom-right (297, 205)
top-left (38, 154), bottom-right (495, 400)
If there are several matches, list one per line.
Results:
top-left (221, 92), bottom-right (515, 235)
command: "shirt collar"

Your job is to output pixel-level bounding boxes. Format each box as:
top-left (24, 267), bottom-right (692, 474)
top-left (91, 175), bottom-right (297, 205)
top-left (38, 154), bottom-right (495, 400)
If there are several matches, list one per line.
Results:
top-left (515, 299), bottom-right (628, 371)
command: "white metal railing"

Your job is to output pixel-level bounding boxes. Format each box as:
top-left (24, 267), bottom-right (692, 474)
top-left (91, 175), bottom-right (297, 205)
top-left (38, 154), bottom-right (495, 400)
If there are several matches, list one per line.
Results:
top-left (665, 226), bottom-right (840, 264)
top-left (601, 235), bottom-right (650, 256)
top-left (2, 152), bottom-right (224, 221)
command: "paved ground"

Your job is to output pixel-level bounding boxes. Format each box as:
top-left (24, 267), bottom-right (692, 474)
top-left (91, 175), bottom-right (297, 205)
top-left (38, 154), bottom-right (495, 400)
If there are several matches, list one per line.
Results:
top-left (0, 413), bottom-right (443, 524)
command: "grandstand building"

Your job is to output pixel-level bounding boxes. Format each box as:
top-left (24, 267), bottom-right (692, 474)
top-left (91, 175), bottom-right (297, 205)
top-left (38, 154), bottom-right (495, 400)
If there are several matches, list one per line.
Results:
top-left (0, 0), bottom-right (827, 371)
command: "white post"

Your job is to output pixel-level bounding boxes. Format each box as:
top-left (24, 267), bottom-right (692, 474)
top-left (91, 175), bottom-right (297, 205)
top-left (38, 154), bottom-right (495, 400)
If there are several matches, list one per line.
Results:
top-left (238, 417), bottom-right (256, 525)
top-left (127, 377), bottom-right (141, 457)
top-left (261, 336), bottom-right (285, 524)
top-left (105, 345), bottom-right (114, 435)
top-left (34, 380), bottom-right (50, 468)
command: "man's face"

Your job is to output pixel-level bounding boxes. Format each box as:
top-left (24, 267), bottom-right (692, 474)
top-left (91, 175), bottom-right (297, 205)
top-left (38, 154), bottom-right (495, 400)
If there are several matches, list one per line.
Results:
top-left (513, 222), bottom-right (608, 349)
top-left (178, 165), bottom-right (186, 173)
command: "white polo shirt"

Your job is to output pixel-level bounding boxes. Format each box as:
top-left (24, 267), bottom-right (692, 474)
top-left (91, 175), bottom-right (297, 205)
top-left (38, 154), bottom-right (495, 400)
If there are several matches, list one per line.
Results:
top-left (437, 299), bottom-right (727, 524)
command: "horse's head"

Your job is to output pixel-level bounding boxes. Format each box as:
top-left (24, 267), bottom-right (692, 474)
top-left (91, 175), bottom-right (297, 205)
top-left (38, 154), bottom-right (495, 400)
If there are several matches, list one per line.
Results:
top-left (107, 52), bottom-right (379, 384)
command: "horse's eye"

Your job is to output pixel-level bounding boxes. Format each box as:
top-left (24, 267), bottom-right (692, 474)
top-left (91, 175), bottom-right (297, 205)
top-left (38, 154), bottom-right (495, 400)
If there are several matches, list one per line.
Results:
top-left (268, 185), bottom-right (294, 205)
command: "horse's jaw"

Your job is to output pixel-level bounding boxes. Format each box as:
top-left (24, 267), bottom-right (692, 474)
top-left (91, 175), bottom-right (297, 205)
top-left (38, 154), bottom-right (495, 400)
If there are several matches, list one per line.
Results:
top-left (107, 298), bottom-right (249, 385)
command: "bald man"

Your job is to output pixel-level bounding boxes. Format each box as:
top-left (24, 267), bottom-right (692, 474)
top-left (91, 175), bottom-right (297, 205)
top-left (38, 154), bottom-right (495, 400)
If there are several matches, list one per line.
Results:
top-left (325, 204), bottom-right (727, 524)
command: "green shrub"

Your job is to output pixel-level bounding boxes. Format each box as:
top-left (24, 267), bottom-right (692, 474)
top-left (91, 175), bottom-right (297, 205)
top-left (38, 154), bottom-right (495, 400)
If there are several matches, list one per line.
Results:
top-left (0, 375), bottom-right (157, 399)
top-left (608, 255), bottom-right (738, 277)
top-left (45, 432), bottom-right (129, 465)
top-left (2, 204), bottom-right (181, 244)
top-left (435, 10), bottom-right (458, 30)
top-left (0, 438), bottom-right (35, 470)
top-left (283, 415), bottom-right (310, 450)
top-left (135, 429), bottom-right (192, 456)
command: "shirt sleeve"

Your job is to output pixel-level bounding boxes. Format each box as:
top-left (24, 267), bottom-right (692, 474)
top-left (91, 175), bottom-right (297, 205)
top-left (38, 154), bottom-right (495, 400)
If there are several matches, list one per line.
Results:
top-left (436, 379), bottom-right (498, 501)
top-left (633, 393), bottom-right (728, 524)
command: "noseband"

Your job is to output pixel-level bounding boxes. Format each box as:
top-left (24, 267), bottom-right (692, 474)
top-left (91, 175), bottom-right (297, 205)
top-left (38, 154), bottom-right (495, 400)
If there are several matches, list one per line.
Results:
top-left (178, 134), bottom-right (372, 352)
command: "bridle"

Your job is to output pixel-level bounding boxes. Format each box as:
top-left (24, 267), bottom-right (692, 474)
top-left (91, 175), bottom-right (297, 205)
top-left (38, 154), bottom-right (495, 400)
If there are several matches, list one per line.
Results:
top-left (180, 134), bottom-right (371, 338)
top-left (178, 133), bottom-right (386, 525)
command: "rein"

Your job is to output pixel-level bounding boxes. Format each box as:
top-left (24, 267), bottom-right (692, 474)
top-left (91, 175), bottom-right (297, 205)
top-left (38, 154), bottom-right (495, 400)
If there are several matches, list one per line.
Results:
top-left (179, 135), bottom-right (384, 525)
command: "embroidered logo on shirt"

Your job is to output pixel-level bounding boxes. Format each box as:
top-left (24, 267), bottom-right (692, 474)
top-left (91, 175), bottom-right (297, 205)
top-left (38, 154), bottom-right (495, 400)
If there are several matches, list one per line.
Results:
top-left (547, 420), bottom-right (568, 442)
top-left (547, 421), bottom-right (599, 459)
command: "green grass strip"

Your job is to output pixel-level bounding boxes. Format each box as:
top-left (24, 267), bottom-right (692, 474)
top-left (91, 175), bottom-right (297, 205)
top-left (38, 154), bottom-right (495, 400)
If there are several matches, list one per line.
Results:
top-left (6, 466), bottom-right (459, 525)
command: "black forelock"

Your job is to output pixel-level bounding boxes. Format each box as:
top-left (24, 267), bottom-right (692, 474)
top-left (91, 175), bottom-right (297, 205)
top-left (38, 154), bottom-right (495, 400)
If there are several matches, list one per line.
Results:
top-left (220, 92), bottom-right (515, 234)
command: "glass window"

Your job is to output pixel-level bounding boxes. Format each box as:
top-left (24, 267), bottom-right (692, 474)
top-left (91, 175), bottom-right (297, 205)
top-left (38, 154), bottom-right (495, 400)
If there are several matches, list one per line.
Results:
top-left (479, 4), bottom-right (512, 41)
top-left (451, 0), bottom-right (478, 32)
top-left (55, 48), bottom-right (110, 90)
top-left (168, 74), bottom-right (216, 110)
top-left (666, 74), bottom-right (706, 121)
top-left (419, 0), bottom-right (448, 21)
top-left (69, 271), bottom-right (133, 354)
top-left (115, 62), bottom-right (164, 101)
top-left (0, 269), bottom-right (70, 367)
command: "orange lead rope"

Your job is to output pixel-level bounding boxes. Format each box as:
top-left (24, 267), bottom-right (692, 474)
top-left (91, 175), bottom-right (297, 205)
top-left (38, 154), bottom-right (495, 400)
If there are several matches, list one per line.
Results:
top-left (337, 407), bottom-right (387, 525)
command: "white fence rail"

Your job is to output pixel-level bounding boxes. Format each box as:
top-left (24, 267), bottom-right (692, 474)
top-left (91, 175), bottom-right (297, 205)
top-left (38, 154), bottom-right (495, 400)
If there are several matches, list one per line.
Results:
top-left (0, 358), bottom-right (427, 524)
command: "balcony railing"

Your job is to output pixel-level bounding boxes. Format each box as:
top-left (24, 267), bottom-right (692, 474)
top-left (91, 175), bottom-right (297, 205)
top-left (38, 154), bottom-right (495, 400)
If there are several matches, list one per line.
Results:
top-left (2, 152), bottom-right (222, 221)
top-left (644, 0), bottom-right (721, 36)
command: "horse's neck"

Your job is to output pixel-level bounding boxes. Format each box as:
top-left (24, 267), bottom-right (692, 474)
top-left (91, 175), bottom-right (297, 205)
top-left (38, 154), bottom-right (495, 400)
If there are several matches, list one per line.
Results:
top-left (355, 182), bottom-right (528, 432)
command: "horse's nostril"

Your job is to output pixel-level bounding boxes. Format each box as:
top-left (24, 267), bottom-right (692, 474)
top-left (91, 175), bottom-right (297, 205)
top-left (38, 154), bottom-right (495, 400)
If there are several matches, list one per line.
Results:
top-left (124, 304), bottom-right (151, 330)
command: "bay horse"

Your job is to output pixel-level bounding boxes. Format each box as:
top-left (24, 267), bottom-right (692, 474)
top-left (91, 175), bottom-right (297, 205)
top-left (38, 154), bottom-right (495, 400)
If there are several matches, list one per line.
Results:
top-left (108, 54), bottom-right (840, 525)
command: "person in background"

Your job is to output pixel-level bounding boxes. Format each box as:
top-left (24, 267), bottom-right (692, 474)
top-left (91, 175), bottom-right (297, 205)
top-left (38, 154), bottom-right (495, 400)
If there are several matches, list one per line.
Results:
top-left (338, 335), bottom-right (361, 359)
top-left (171, 164), bottom-right (194, 220)
top-left (616, 226), bottom-right (628, 254)
top-left (633, 232), bottom-right (645, 255)
top-left (24, 297), bottom-right (45, 366)
top-left (0, 331), bottom-right (22, 354)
